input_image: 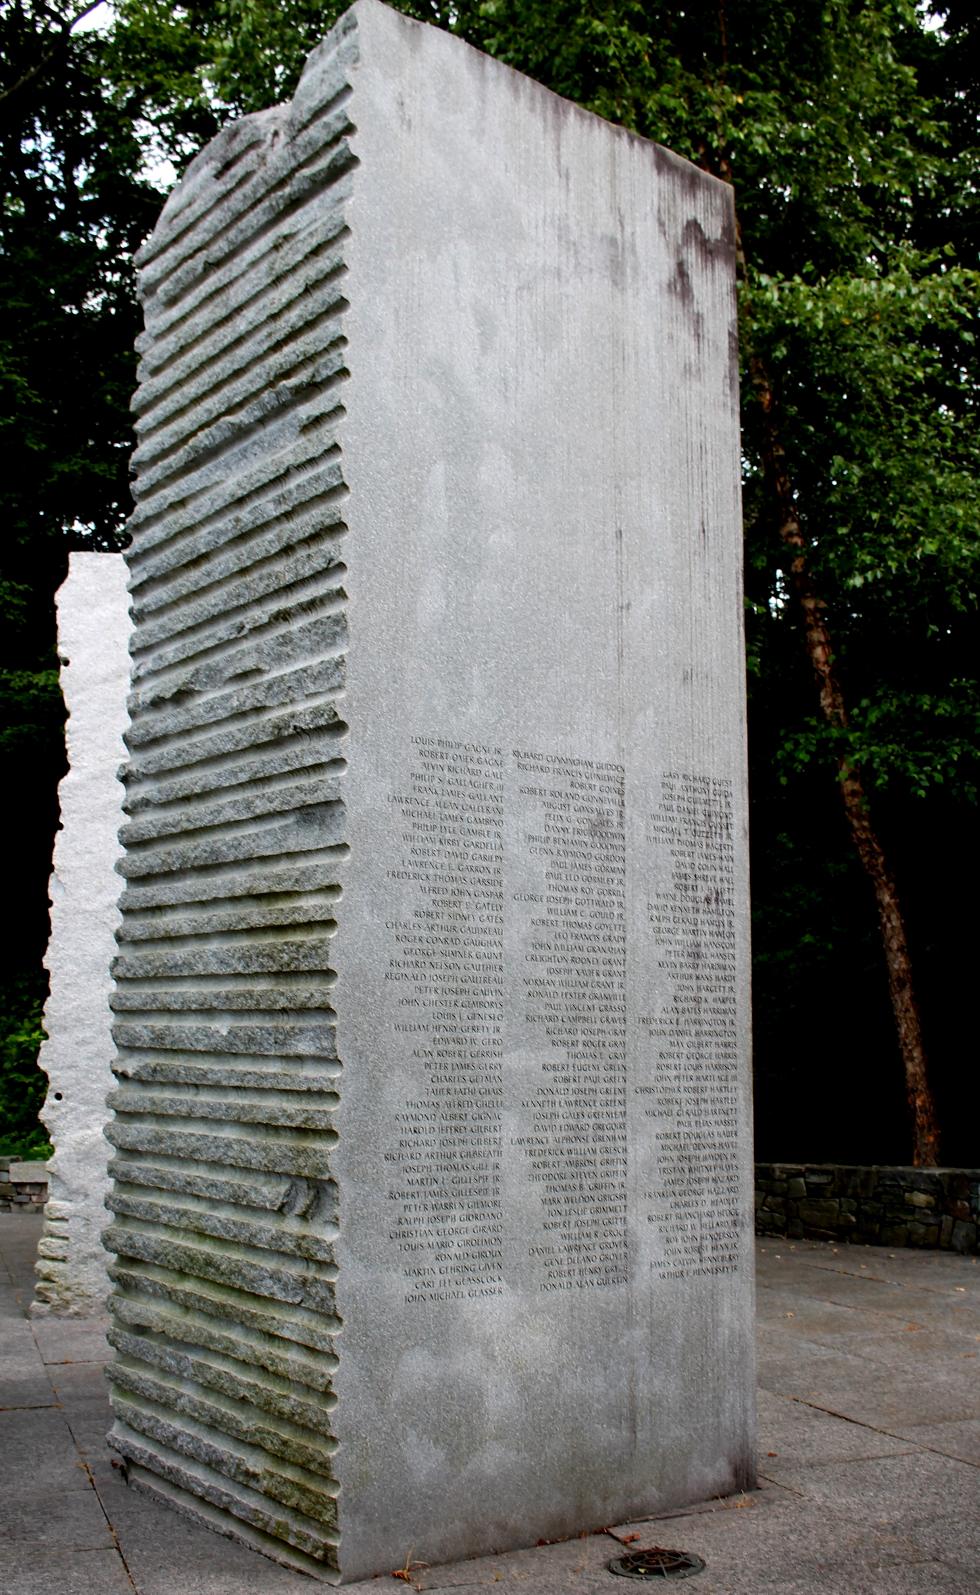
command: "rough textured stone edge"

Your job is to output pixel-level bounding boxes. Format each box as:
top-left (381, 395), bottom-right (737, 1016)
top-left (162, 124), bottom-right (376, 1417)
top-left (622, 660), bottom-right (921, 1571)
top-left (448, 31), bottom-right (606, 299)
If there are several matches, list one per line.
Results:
top-left (33, 553), bottom-right (131, 1314)
top-left (102, 7), bottom-right (358, 1580)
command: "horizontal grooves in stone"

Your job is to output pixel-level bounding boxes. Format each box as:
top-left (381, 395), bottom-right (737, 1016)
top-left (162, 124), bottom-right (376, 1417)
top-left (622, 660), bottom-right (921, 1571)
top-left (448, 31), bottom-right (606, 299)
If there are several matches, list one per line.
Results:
top-left (108, 1262), bottom-right (341, 1351)
top-left (110, 1290), bottom-right (339, 1382)
top-left (128, 489), bottom-right (346, 601)
top-left (106, 19), bottom-right (352, 1574)
top-left (109, 1403), bottom-right (339, 1537)
top-left (130, 544), bottom-right (347, 669)
top-left (121, 1454), bottom-right (338, 1576)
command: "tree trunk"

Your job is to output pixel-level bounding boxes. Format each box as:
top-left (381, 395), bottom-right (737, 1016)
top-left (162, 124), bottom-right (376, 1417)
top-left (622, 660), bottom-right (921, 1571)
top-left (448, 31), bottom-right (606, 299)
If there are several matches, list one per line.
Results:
top-left (750, 355), bottom-right (942, 1167)
top-left (704, 132), bottom-right (942, 1165)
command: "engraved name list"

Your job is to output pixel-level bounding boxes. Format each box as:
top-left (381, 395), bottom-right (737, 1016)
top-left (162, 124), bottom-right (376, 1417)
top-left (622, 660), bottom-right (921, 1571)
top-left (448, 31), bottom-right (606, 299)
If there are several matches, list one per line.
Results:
top-left (379, 742), bottom-right (743, 1304)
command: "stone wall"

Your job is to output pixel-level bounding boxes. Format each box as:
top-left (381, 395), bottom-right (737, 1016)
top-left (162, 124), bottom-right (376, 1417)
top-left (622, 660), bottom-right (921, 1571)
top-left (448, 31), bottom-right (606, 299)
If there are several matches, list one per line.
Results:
top-left (0, 1159), bottom-right (49, 1213)
top-left (756, 1163), bottom-right (980, 1253)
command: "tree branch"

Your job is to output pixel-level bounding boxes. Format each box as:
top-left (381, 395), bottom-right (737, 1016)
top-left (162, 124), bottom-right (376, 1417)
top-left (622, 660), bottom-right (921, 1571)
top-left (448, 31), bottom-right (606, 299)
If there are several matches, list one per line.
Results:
top-left (0, 2), bottom-right (105, 111)
top-left (750, 350), bottom-right (941, 1166)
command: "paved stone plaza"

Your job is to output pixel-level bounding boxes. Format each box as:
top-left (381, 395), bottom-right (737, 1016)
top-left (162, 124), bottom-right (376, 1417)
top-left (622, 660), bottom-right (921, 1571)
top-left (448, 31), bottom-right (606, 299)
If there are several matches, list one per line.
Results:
top-left (2, 1214), bottom-right (976, 1593)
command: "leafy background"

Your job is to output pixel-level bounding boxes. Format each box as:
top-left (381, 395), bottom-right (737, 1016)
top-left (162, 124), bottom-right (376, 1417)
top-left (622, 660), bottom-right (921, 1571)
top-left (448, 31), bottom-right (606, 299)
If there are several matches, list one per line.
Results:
top-left (0, 0), bottom-right (976, 1162)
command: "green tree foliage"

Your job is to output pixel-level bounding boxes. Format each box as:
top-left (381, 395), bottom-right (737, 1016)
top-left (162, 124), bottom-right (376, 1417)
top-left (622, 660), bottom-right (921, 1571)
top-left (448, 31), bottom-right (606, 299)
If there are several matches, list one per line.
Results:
top-left (0, 3), bottom-right (160, 1092)
top-left (0, 974), bottom-right (49, 1159)
top-left (1, 0), bottom-right (976, 1158)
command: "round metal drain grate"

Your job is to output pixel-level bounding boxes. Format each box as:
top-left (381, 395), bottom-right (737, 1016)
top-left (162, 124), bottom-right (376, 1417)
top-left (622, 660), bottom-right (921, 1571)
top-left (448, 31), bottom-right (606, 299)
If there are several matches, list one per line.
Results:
top-left (607, 1546), bottom-right (706, 1581)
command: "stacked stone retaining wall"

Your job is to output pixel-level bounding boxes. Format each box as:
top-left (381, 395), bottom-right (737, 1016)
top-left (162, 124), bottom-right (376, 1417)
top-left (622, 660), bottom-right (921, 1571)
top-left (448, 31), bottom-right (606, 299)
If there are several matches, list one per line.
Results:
top-left (756, 1163), bottom-right (979, 1253)
top-left (0, 1159), bottom-right (49, 1213)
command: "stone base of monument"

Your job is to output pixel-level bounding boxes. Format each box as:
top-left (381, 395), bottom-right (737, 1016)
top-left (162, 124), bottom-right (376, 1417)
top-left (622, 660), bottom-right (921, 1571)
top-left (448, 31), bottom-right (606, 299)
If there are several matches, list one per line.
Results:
top-left (104, 0), bottom-right (755, 1580)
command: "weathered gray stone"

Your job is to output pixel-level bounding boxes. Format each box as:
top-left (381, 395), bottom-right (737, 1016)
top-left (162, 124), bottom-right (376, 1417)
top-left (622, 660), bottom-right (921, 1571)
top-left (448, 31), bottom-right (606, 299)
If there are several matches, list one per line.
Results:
top-left (755, 1166), bottom-right (980, 1254)
top-left (105, 0), bottom-right (752, 1581)
top-left (32, 554), bottom-right (130, 1317)
top-left (798, 1199), bottom-right (840, 1229)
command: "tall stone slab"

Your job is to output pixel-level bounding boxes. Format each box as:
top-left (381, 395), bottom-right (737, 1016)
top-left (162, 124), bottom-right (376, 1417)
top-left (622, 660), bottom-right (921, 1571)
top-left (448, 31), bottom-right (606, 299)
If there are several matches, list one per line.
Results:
top-left (105, 0), bottom-right (753, 1581)
top-left (34, 552), bottom-right (130, 1316)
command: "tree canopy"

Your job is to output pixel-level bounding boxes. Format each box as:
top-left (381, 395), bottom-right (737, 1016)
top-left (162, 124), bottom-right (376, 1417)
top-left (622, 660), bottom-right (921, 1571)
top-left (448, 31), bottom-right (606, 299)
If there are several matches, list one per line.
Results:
top-left (1, 0), bottom-right (977, 1160)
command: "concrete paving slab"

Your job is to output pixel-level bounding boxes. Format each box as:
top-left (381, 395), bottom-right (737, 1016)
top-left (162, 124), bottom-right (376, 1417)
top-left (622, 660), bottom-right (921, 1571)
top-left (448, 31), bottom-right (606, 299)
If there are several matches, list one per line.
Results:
top-left (757, 1276), bottom-right (978, 1340)
top-left (0, 1320), bottom-right (58, 1409)
top-left (811, 1326), bottom-right (980, 1373)
top-left (0, 1210), bottom-right (44, 1256)
top-left (758, 1330), bottom-right (980, 1430)
top-left (0, 1543), bottom-right (135, 1595)
top-left (0, 1280), bottom-right (30, 1322)
top-left (611, 1477), bottom-right (795, 1528)
top-left (0, 1408), bottom-right (94, 1495)
top-left (780, 1242), bottom-right (980, 1290)
top-left (884, 1416), bottom-right (980, 1465)
top-left (30, 1314), bottom-right (110, 1365)
top-left (0, 1481), bottom-right (114, 1549)
top-left (849, 1260), bottom-right (980, 1297)
top-left (36, 1354), bottom-right (123, 1463)
top-left (605, 1496), bottom-right (962, 1594)
top-left (69, 1434), bottom-right (115, 1479)
top-left (46, 1357), bottom-right (111, 1408)
top-left (759, 1261), bottom-right (980, 1337)
top-left (891, 1508), bottom-right (980, 1576)
top-left (350, 1525), bottom-right (621, 1595)
top-left (756, 1388), bottom-right (913, 1467)
top-left (755, 1285), bottom-right (914, 1338)
top-left (0, 1361), bottom-right (58, 1410)
top-left (761, 1448), bottom-right (980, 1576)
top-left (756, 1334), bottom-right (887, 1399)
top-left (761, 1265), bottom-right (948, 1315)
top-left (760, 1241), bottom-right (969, 1283)
top-left (799, 1368), bottom-right (980, 1431)
top-left (0, 1312), bottom-right (42, 1354)
top-left (96, 1467), bottom-right (334, 1595)
top-left (0, 1239), bottom-right (45, 1302)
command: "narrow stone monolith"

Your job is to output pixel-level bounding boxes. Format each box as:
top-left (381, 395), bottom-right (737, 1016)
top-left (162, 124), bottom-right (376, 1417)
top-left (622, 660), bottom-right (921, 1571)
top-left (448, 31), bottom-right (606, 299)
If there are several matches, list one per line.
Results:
top-left (34, 552), bottom-right (130, 1316)
top-left (105, 0), bottom-right (754, 1580)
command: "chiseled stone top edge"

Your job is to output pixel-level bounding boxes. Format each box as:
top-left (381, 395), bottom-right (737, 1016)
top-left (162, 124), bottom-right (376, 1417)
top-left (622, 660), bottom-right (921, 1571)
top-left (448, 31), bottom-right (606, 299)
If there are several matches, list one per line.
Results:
top-left (351, 0), bottom-right (733, 210)
top-left (133, 106), bottom-right (284, 269)
top-left (133, 6), bottom-right (359, 273)
top-left (134, 0), bottom-right (733, 278)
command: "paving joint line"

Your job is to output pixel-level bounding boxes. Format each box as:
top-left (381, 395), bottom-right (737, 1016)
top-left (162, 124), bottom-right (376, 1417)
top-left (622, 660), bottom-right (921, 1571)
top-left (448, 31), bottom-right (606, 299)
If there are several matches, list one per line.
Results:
top-left (786, 1395), bottom-right (980, 1470)
top-left (81, 1454), bottom-right (141, 1593)
top-left (0, 1399), bottom-right (63, 1411)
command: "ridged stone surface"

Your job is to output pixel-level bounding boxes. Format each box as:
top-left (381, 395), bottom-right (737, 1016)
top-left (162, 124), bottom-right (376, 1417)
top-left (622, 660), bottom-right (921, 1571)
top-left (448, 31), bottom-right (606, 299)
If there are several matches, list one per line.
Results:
top-left (104, 13), bottom-right (356, 1580)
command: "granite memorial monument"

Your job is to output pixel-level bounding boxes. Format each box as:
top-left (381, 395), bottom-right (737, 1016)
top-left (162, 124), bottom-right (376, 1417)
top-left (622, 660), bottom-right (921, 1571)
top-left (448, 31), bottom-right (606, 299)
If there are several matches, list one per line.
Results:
top-left (105, 0), bottom-right (754, 1580)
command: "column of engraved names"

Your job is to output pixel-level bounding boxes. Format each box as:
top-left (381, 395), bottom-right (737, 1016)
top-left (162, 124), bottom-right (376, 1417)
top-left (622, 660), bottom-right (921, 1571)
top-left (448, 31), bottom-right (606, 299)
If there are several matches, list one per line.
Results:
top-left (384, 737), bottom-right (505, 1303)
top-left (512, 751), bottom-right (629, 1292)
top-left (639, 773), bottom-right (740, 1280)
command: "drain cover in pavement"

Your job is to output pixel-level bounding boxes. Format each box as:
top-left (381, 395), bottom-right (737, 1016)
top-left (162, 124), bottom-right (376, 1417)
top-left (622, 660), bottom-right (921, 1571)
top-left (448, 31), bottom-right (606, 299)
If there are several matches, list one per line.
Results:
top-left (607, 1546), bottom-right (706, 1580)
